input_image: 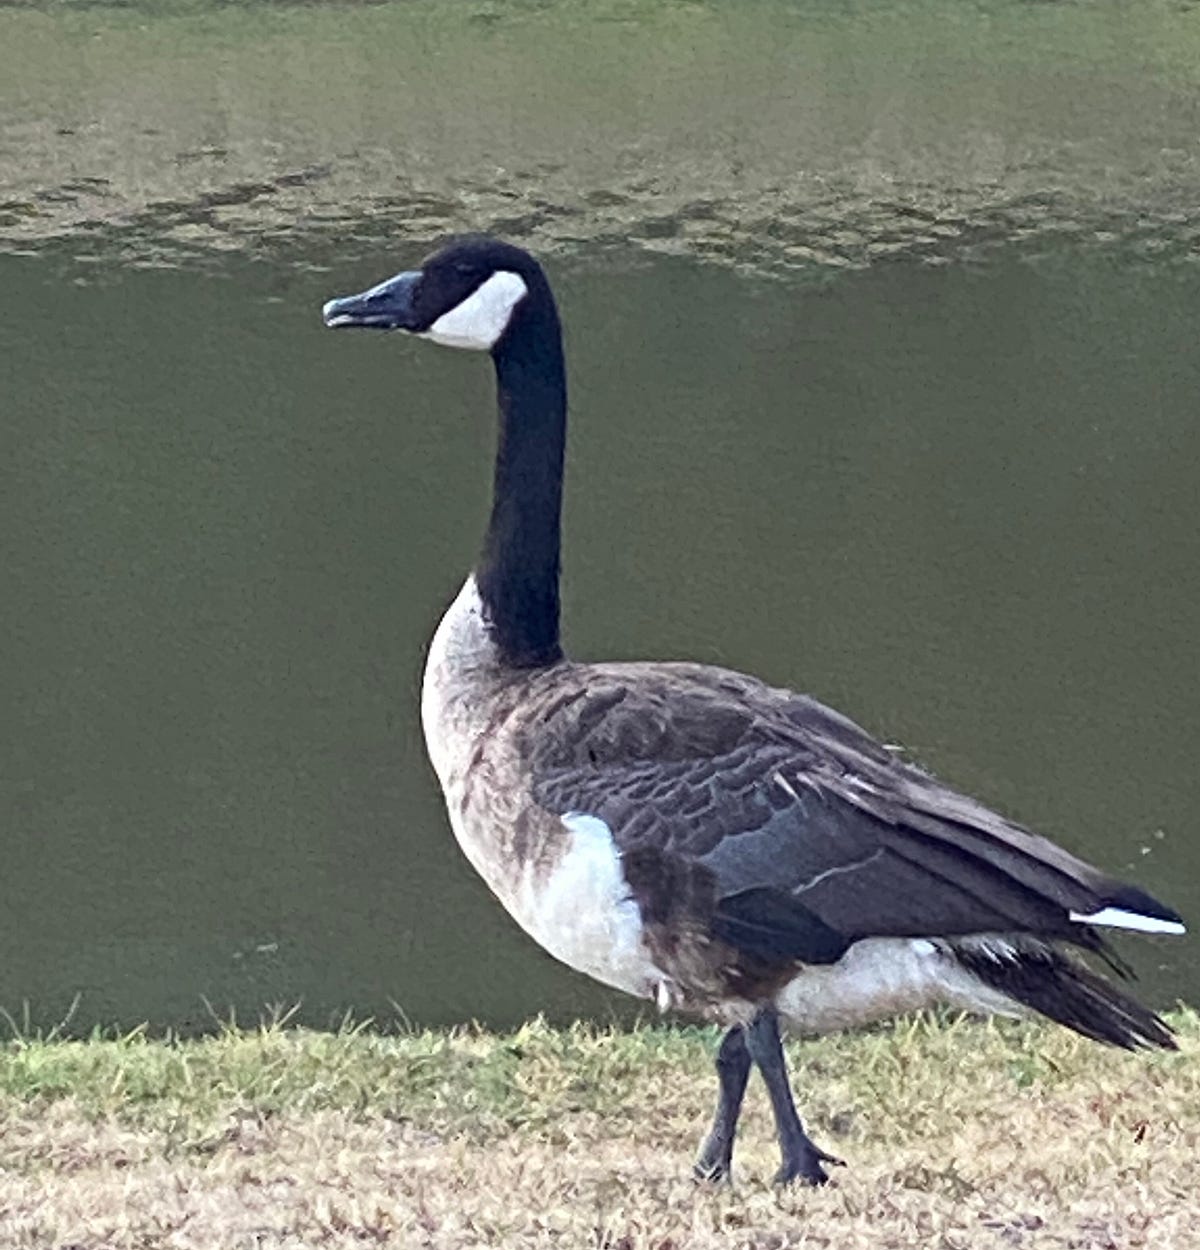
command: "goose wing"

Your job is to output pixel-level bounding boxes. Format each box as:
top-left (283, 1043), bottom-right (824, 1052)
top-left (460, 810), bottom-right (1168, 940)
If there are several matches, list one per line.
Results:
top-left (522, 662), bottom-right (1178, 967)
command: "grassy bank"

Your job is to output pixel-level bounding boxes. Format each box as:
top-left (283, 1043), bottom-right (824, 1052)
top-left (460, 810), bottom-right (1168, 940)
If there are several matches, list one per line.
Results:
top-left (1, 1010), bottom-right (1196, 1249)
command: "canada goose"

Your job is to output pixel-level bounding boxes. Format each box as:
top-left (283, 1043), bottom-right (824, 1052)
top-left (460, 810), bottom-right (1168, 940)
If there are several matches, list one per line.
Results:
top-left (322, 236), bottom-right (1185, 1185)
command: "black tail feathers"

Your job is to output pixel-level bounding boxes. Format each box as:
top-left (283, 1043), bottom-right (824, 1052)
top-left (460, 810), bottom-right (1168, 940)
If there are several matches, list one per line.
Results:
top-left (953, 937), bottom-right (1176, 1051)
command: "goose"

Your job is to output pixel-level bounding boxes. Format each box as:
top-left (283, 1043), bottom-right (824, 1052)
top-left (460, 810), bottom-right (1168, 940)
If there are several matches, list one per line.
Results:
top-left (322, 236), bottom-right (1185, 1185)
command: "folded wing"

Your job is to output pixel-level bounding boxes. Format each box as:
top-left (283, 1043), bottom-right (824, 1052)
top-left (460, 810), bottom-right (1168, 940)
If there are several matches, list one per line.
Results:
top-left (522, 663), bottom-right (1182, 969)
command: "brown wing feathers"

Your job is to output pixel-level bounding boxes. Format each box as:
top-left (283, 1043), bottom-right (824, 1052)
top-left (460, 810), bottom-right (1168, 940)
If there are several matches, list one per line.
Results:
top-left (525, 665), bottom-right (1180, 964)
top-left (792, 693), bottom-right (1181, 929)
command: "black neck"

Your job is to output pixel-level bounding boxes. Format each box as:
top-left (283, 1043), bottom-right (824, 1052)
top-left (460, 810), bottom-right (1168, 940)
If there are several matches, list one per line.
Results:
top-left (475, 290), bottom-right (567, 668)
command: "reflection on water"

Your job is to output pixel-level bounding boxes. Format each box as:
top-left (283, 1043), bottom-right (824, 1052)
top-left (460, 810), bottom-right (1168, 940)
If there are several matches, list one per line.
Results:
top-left (2, 242), bottom-right (1197, 1031)
top-left (1, 0), bottom-right (1200, 274)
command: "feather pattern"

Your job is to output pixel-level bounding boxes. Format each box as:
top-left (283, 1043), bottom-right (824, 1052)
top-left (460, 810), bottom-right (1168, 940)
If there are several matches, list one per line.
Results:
top-left (516, 661), bottom-right (1173, 962)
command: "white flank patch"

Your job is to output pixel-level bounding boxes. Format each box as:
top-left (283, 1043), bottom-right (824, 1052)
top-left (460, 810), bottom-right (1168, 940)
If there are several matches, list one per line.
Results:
top-left (422, 270), bottom-right (528, 351)
top-left (1069, 906), bottom-right (1186, 935)
top-left (522, 812), bottom-right (662, 1000)
top-left (774, 936), bottom-right (1019, 1035)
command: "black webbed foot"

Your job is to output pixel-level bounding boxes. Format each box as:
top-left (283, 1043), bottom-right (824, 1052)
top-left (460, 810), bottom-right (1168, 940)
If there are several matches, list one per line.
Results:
top-left (774, 1139), bottom-right (845, 1187)
top-left (692, 1156), bottom-right (732, 1185)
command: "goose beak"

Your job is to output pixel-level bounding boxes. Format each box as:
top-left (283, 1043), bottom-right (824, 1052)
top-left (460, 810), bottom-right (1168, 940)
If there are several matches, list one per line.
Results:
top-left (322, 270), bottom-right (422, 331)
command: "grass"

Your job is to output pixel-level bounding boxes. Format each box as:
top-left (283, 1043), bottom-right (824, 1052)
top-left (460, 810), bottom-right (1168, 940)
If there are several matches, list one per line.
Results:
top-left (0, 1008), bottom-right (1197, 1249)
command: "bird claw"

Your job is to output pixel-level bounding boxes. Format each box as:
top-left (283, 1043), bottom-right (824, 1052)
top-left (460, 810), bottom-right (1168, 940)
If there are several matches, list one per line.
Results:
top-left (774, 1143), bottom-right (846, 1187)
top-left (692, 1158), bottom-right (732, 1185)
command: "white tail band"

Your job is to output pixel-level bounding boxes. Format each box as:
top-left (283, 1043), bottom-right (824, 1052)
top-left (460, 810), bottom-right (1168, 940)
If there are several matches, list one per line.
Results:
top-left (1068, 906), bottom-right (1185, 936)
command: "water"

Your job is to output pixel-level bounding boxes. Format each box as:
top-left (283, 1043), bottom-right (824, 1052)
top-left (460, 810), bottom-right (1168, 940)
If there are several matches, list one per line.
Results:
top-left (1, 0), bottom-right (1197, 1033)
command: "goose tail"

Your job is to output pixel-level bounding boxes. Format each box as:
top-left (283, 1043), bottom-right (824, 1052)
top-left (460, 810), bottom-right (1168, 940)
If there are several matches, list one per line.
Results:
top-left (952, 937), bottom-right (1177, 1051)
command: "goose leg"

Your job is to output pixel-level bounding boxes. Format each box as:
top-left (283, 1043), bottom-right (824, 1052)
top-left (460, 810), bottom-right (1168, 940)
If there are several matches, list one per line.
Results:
top-left (693, 1024), bottom-right (751, 1182)
top-left (744, 1008), bottom-right (843, 1186)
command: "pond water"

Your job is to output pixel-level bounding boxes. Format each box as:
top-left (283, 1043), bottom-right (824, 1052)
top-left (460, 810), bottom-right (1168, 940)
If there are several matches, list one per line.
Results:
top-left (2, 0), bottom-right (1198, 1032)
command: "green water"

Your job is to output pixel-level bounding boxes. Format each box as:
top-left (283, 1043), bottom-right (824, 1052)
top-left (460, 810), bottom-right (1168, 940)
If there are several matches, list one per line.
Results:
top-left (1, 0), bottom-right (1197, 1032)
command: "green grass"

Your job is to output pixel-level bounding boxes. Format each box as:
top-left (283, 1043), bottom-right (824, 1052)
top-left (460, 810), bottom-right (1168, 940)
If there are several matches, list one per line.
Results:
top-left (1, 1009), bottom-right (1197, 1248)
top-left (1, 1006), bottom-right (1195, 1140)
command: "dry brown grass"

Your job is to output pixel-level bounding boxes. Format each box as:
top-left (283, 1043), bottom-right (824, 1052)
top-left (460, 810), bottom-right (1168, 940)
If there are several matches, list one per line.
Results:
top-left (1, 1009), bottom-right (1196, 1249)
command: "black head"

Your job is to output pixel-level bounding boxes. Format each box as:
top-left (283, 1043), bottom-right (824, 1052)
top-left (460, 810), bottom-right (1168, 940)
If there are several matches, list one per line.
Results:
top-left (321, 235), bottom-right (550, 352)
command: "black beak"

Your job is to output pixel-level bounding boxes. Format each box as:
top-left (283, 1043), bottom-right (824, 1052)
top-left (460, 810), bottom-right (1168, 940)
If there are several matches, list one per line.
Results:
top-left (322, 270), bottom-right (422, 331)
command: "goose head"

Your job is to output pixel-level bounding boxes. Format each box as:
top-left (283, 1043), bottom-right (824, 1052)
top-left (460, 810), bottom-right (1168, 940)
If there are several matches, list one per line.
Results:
top-left (321, 235), bottom-right (547, 353)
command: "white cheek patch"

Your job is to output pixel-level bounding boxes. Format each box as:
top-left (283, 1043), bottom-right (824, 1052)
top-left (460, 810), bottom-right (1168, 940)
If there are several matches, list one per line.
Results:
top-left (422, 270), bottom-right (529, 351)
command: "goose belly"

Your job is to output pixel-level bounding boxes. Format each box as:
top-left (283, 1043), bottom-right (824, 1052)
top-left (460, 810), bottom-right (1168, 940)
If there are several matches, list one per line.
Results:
top-left (774, 937), bottom-right (1019, 1035)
